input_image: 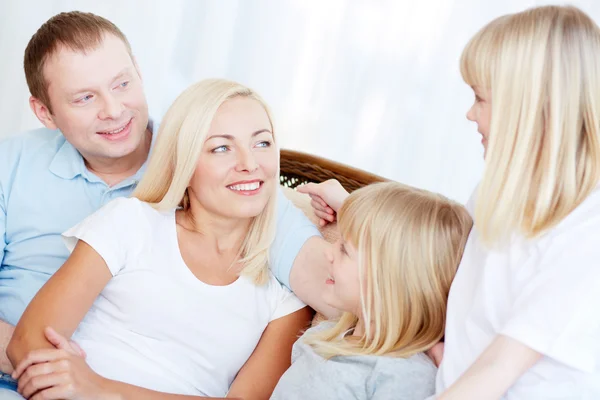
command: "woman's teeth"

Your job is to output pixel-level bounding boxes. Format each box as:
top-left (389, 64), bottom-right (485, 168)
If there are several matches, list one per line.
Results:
top-left (228, 182), bottom-right (260, 191)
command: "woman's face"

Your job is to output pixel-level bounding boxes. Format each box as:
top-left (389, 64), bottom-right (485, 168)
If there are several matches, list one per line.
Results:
top-left (466, 86), bottom-right (492, 157)
top-left (188, 96), bottom-right (278, 220)
top-left (323, 237), bottom-right (363, 316)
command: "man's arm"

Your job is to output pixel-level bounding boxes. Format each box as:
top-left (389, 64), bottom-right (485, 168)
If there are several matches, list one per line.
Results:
top-left (271, 188), bottom-right (339, 318)
top-left (0, 182), bottom-right (14, 373)
top-left (289, 237), bottom-right (339, 318)
top-left (0, 320), bottom-right (14, 373)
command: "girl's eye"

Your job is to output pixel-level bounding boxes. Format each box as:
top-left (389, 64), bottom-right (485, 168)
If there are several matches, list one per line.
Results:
top-left (119, 81), bottom-right (130, 88)
top-left (212, 145), bottom-right (229, 153)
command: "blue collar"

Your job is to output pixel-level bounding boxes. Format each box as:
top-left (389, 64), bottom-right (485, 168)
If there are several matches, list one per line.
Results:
top-left (47, 119), bottom-right (159, 183)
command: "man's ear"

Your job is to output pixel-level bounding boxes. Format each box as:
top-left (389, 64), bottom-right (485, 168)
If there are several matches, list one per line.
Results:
top-left (29, 96), bottom-right (57, 130)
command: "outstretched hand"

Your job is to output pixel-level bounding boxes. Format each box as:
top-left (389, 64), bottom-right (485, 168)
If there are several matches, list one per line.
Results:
top-left (297, 179), bottom-right (349, 226)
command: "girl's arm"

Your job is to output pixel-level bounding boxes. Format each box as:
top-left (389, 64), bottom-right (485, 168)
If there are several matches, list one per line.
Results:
top-left (438, 335), bottom-right (541, 400)
top-left (7, 240), bottom-right (111, 366)
top-left (227, 307), bottom-right (313, 399)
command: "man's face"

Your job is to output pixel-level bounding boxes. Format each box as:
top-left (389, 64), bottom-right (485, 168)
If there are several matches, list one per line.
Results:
top-left (38, 34), bottom-right (149, 163)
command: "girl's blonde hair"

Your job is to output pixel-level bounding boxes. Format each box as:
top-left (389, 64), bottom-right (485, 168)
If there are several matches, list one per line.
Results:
top-left (305, 182), bottom-right (472, 359)
top-left (133, 78), bottom-right (278, 285)
top-left (461, 5), bottom-right (600, 244)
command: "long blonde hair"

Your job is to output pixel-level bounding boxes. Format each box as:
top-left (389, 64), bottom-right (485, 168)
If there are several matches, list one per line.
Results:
top-left (461, 5), bottom-right (600, 244)
top-left (305, 182), bottom-right (472, 359)
top-left (133, 79), bottom-right (278, 285)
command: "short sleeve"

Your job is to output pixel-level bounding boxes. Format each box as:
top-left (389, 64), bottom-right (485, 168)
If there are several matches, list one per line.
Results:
top-left (268, 275), bottom-right (306, 322)
top-left (500, 229), bottom-right (600, 372)
top-left (0, 184), bottom-right (6, 266)
top-left (270, 186), bottom-right (321, 289)
top-left (62, 197), bottom-right (147, 276)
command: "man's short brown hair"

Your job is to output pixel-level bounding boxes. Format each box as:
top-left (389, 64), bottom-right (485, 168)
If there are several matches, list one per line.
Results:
top-left (24, 11), bottom-right (133, 113)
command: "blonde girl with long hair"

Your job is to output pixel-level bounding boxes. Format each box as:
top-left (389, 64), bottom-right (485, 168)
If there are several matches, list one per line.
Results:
top-left (272, 182), bottom-right (472, 400)
top-left (301, 5), bottom-right (600, 399)
top-left (7, 79), bottom-right (311, 400)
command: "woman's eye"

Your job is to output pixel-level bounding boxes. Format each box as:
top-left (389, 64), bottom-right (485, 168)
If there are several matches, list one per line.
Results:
top-left (256, 141), bottom-right (272, 148)
top-left (212, 145), bottom-right (228, 153)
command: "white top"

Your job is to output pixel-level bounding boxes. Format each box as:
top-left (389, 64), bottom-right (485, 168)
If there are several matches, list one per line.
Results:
top-left (437, 185), bottom-right (600, 399)
top-left (62, 197), bottom-right (305, 397)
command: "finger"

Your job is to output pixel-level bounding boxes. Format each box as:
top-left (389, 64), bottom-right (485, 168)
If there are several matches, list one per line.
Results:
top-left (296, 183), bottom-right (319, 196)
top-left (69, 341), bottom-right (87, 358)
top-left (18, 360), bottom-right (69, 395)
top-left (20, 371), bottom-right (69, 399)
top-left (310, 199), bottom-right (328, 214)
top-left (13, 349), bottom-right (69, 379)
top-left (308, 194), bottom-right (328, 209)
top-left (31, 383), bottom-right (73, 400)
top-left (315, 210), bottom-right (335, 222)
top-left (44, 327), bottom-right (71, 352)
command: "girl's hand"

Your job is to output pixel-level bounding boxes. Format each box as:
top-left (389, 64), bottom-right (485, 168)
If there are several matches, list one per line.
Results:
top-left (13, 327), bottom-right (109, 400)
top-left (297, 180), bottom-right (349, 226)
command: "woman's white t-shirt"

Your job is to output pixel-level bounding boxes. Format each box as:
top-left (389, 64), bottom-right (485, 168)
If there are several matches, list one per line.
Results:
top-left (437, 185), bottom-right (600, 399)
top-left (62, 197), bottom-right (305, 397)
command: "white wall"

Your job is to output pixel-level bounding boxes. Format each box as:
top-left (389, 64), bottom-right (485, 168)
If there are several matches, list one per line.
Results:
top-left (1, 0), bottom-right (598, 202)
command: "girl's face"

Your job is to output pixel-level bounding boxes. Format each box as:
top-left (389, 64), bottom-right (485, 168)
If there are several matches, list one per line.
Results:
top-left (323, 237), bottom-right (363, 316)
top-left (466, 86), bottom-right (492, 157)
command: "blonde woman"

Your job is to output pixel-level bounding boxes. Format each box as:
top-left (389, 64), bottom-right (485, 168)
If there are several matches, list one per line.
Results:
top-left (302, 5), bottom-right (600, 399)
top-left (6, 79), bottom-right (312, 400)
top-left (271, 182), bottom-right (472, 400)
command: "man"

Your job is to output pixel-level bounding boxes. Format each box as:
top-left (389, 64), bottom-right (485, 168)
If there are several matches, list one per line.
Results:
top-left (0, 11), bottom-right (333, 379)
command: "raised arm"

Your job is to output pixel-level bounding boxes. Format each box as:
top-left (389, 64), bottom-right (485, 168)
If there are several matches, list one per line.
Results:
top-left (227, 307), bottom-right (313, 399)
top-left (438, 335), bottom-right (541, 400)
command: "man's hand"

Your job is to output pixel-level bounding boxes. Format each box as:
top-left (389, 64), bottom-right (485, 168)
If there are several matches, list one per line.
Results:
top-left (0, 320), bottom-right (15, 374)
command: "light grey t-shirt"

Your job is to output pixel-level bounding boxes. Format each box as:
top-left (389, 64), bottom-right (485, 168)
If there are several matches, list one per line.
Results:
top-left (271, 322), bottom-right (437, 400)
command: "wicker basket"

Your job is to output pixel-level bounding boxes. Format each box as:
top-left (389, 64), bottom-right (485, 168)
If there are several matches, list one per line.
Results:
top-left (280, 149), bottom-right (387, 192)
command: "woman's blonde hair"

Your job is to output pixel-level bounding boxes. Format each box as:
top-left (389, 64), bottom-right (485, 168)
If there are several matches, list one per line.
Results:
top-left (461, 5), bottom-right (600, 244)
top-left (133, 78), bottom-right (278, 284)
top-left (305, 182), bottom-right (472, 359)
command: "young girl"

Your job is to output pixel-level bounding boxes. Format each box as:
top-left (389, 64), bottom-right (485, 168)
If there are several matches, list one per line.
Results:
top-left (272, 182), bottom-right (473, 400)
top-left (302, 5), bottom-right (600, 399)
